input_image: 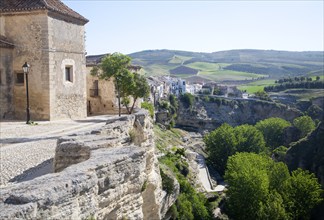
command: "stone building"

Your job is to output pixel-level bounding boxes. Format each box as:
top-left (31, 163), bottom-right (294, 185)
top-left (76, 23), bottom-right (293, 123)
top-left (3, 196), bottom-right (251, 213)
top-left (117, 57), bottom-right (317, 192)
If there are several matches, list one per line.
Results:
top-left (86, 54), bottom-right (118, 115)
top-left (0, 0), bottom-right (89, 120)
top-left (86, 54), bottom-right (142, 115)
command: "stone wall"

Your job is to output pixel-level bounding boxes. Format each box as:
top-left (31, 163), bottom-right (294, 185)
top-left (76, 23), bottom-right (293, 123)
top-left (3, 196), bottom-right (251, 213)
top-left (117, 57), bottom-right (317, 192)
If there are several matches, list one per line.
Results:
top-left (0, 110), bottom-right (176, 219)
top-left (86, 66), bottom-right (118, 115)
top-left (0, 47), bottom-right (14, 119)
top-left (0, 12), bottom-right (50, 120)
top-left (48, 15), bottom-right (87, 120)
top-left (0, 10), bottom-right (87, 120)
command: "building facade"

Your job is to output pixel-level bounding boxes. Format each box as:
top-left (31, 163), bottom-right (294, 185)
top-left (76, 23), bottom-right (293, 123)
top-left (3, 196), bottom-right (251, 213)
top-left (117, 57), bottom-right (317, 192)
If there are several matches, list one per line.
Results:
top-left (86, 54), bottom-right (143, 115)
top-left (86, 54), bottom-right (118, 115)
top-left (0, 0), bottom-right (88, 120)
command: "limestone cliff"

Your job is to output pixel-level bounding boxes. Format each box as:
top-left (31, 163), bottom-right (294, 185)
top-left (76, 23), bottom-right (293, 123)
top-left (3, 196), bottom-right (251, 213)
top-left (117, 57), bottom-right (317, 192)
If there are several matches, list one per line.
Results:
top-left (176, 98), bottom-right (302, 131)
top-left (285, 122), bottom-right (324, 186)
top-left (0, 110), bottom-right (176, 219)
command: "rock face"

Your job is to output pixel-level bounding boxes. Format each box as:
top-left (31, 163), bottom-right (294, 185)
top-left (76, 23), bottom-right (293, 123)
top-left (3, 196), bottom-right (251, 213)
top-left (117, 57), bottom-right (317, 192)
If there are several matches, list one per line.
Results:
top-left (285, 122), bottom-right (324, 186)
top-left (176, 98), bottom-right (302, 131)
top-left (0, 110), bottom-right (175, 219)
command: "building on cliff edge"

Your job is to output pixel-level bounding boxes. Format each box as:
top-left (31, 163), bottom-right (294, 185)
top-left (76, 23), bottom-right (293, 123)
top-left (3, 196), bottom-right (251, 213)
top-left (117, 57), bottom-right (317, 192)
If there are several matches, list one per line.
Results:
top-left (0, 0), bottom-right (89, 120)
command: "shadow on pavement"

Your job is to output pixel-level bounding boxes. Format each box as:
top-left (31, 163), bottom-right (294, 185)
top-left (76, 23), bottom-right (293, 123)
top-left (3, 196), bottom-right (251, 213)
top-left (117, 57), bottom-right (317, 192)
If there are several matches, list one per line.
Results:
top-left (9, 158), bottom-right (53, 183)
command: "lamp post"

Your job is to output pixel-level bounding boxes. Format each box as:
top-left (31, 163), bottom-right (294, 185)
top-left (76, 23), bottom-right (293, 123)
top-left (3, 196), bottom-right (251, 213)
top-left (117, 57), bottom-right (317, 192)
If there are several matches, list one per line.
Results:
top-left (22, 62), bottom-right (30, 124)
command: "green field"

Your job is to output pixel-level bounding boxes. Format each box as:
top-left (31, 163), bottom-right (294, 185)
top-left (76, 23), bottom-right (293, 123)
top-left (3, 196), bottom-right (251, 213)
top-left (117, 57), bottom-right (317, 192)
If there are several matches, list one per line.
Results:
top-left (130, 49), bottom-right (323, 84)
top-left (238, 79), bottom-right (276, 93)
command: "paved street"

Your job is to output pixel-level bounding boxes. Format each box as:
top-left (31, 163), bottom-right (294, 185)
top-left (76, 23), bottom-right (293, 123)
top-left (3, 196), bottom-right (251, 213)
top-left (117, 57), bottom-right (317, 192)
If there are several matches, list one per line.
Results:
top-left (0, 115), bottom-right (111, 186)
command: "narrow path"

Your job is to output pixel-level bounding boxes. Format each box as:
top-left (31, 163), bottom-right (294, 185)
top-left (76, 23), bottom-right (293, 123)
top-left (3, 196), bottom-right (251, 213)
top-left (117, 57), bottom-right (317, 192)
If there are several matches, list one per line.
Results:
top-left (196, 154), bottom-right (225, 192)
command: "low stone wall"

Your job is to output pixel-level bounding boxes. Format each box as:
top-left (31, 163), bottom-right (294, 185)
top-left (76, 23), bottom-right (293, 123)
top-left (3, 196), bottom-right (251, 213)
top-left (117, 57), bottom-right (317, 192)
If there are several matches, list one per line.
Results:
top-left (0, 109), bottom-right (177, 219)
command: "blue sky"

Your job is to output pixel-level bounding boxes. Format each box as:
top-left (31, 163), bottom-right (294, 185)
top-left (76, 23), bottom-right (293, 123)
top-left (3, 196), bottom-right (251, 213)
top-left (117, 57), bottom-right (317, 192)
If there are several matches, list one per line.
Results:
top-left (63, 0), bottom-right (324, 55)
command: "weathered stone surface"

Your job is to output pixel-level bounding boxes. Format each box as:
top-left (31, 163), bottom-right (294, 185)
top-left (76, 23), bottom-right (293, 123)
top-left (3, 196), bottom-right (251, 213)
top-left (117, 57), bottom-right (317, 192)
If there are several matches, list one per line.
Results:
top-left (285, 122), bottom-right (324, 186)
top-left (0, 109), bottom-right (174, 219)
top-left (176, 98), bottom-right (302, 131)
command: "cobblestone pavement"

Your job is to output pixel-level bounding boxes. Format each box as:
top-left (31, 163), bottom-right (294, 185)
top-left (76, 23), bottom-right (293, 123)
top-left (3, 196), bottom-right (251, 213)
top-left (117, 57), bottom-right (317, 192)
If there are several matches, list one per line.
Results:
top-left (0, 115), bottom-right (112, 186)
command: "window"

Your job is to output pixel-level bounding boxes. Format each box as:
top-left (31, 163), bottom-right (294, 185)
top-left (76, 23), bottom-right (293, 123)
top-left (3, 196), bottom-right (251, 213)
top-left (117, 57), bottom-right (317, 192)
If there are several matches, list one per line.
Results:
top-left (65, 66), bottom-right (73, 82)
top-left (183, 81), bottom-right (186, 85)
top-left (16, 72), bottom-right (24, 84)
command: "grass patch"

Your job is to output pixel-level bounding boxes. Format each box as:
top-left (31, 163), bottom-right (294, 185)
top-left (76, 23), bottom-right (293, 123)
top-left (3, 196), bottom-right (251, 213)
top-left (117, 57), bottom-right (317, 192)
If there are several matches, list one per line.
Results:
top-left (153, 125), bottom-right (186, 152)
top-left (238, 79), bottom-right (276, 93)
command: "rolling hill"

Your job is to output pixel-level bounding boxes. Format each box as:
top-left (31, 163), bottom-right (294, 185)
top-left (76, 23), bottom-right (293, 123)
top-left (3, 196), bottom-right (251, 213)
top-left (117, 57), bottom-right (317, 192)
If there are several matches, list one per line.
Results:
top-left (129, 49), bottom-right (324, 84)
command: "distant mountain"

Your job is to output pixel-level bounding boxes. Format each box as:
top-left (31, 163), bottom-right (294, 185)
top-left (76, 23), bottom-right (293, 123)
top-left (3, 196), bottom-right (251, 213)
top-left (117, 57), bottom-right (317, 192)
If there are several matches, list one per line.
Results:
top-left (128, 49), bottom-right (324, 83)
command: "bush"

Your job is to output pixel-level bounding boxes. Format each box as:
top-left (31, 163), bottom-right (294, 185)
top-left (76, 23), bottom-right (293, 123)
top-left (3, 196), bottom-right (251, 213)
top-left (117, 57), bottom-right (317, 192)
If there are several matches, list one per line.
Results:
top-left (181, 93), bottom-right (195, 108)
top-left (160, 169), bottom-right (174, 195)
top-left (141, 101), bottom-right (154, 118)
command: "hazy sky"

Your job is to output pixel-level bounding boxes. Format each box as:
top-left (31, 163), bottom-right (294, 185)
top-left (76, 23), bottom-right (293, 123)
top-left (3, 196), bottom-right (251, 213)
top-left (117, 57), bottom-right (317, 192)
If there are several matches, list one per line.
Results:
top-left (62, 0), bottom-right (324, 55)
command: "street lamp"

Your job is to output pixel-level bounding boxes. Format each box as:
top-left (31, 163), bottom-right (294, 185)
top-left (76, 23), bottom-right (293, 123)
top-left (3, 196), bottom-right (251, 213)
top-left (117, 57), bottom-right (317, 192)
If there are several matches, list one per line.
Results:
top-left (22, 62), bottom-right (30, 124)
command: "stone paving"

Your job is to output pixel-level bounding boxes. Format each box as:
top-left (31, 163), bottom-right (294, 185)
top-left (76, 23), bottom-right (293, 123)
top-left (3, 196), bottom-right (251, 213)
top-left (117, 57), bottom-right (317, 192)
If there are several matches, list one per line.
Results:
top-left (0, 115), bottom-right (112, 186)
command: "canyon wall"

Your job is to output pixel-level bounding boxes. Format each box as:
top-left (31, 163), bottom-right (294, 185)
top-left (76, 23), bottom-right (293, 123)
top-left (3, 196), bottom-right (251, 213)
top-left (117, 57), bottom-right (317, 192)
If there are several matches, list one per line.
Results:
top-left (176, 98), bottom-right (302, 131)
top-left (0, 110), bottom-right (176, 219)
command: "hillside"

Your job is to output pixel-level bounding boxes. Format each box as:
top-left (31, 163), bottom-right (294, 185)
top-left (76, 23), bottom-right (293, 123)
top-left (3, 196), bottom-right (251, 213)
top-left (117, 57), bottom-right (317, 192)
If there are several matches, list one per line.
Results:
top-left (129, 49), bottom-right (324, 83)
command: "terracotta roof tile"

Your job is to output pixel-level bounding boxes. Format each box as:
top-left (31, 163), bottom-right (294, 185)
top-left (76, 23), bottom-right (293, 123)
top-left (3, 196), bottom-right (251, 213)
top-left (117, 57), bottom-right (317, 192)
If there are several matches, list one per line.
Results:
top-left (0, 35), bottom-right (14, 48)
top-left (0, 0), bottom-right (88, 24)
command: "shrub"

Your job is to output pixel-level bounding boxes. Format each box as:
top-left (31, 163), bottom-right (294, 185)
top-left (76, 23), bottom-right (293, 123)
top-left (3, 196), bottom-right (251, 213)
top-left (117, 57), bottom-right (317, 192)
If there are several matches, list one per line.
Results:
top-left (181, 93), bottom-right (195, 108)
top-left (160, 169), bottom-right (174, 195)
top-left (141, 101), bottom-right (154, 118)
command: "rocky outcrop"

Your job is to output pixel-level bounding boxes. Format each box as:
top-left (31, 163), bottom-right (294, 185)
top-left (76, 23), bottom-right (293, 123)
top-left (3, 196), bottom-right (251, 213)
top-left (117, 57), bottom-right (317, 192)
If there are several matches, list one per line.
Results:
top-left (176, 98), bottom-right (302, 131)
top-left (0, 110), bottom-right (176, 219)
top-left (285, 122), bottom-right (324, 186)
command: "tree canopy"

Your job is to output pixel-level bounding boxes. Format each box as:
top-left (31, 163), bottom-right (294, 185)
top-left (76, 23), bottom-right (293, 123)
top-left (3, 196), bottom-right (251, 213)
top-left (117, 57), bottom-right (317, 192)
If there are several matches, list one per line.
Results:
top-left (293, 115), bottom-right (316, 138)
top-left (204, 123), bottom-right (265, 175)
top-left (255, 117), bottom-right (291, 150)
top-left (225, 152), bottom-right (323, 220)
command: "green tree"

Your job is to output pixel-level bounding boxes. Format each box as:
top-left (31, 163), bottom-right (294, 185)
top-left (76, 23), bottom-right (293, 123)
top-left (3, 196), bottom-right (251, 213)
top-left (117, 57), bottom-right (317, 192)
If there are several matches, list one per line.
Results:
top-left (255, 117), bottom-right (291, 150)
top-left (91, 53), bottom-right (133, 116)
top-left (282, 169), bottom-right (323, 220)
top-left (224, 153), bottom-right (322, 220)
top-left (204, 123), bottom-right (237, 175)
top-left (254, 90), bottom-right (271, 101)
top-left (234, 124), bottom-right (266, 153)
top-left (293, 115), bottom-right (316, 138)
top-left (225, 153), bottom-right (290, 220)
top-left (180, 93), bottom-right (195, 108)
top-left (205, 123), bottom-right (266, 175)
top-left (123, 73), bottom-right (150, 114)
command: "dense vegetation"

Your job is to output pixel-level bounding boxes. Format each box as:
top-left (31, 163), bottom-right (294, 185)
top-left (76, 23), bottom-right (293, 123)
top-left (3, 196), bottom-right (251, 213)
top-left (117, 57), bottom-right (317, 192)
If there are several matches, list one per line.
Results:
top-left (204, 123), bottom-right (266, 175)
top-left (154, 125), bottom-right (213, 220)
top-left (160, 151), bottom-right (212, 220)
top-left (264, 80), bottom-right (324, 92)
top-left (225, 153), bottom-right (323, 220)
top-left (203, 115), bottom-right (322, 219)
top-left (254, 117), bottom-right (291, 150)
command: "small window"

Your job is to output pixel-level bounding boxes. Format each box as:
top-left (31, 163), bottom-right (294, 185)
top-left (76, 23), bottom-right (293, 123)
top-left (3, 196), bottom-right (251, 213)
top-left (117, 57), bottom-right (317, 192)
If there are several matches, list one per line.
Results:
top-left (16, 72), bottom-right (24, 84)
top-left (183, 81), bottom-right (186, 85)
top-left (65, 66), bottom-right (73, 82)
